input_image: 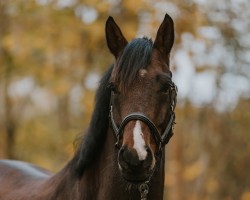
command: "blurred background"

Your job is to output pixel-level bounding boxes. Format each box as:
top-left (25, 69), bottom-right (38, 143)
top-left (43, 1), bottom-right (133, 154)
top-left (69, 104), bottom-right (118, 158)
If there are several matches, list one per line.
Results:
top-left (0, 0), bottom-right (250, 199)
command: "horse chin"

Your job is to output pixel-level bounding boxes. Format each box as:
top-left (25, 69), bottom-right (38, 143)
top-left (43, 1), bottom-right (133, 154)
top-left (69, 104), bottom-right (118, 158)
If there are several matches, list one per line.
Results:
top-left (119, 169), bottom-right (152, 184)
top-left (123, 176), bottom-right (148, 184)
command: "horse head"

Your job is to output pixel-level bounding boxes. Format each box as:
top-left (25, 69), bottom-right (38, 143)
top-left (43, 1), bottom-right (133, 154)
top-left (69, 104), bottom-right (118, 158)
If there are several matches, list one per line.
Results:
top-left (106, 14), bottom-right (177, 183)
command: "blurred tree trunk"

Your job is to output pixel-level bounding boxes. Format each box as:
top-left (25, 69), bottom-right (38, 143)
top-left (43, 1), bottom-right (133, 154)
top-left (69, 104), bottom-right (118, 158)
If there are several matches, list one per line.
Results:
top-left (0, 1), bottom-right (17, 159)
top-left (2, 49), bottom-right (17, 159)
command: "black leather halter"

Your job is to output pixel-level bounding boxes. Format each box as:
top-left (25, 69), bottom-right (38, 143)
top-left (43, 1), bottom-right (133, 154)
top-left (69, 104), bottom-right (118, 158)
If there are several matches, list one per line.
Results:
top-left (109, 83), bottom-right (177, 151)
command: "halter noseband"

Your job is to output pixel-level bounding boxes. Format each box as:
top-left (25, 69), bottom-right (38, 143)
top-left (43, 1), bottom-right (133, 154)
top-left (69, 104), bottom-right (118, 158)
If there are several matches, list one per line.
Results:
top-left (109, 83), bottom-right (177, 152)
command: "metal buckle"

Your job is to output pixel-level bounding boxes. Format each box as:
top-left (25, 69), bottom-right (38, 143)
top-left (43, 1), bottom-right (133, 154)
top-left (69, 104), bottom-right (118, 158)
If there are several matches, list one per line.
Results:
top-left (139, 183), bottom-right (149, 200)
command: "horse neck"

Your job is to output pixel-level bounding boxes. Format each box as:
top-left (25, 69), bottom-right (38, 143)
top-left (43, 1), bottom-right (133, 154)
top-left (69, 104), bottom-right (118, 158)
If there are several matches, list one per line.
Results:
top-left (41, 163), bottom-right (79, 200)
top-left (41, 127), bottom-right (117, 200)
top-left (78, 127), bottom-right (166, 200)
top-left (78, 127), bottom-right (123, 199)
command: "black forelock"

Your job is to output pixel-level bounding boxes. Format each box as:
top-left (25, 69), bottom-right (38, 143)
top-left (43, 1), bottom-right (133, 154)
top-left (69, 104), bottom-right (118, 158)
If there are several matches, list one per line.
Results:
top-left (113, 37), bottom-right (153, 93)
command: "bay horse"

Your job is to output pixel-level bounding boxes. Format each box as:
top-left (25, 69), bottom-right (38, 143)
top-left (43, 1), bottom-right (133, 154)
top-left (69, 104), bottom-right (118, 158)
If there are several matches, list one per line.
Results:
top-left (0, 13), bottom-right (177, 200)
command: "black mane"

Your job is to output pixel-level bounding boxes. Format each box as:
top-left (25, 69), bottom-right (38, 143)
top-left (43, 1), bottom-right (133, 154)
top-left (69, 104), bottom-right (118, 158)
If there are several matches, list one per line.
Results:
top-left (70, 66), bottom-right (113, 175)
top-left (113, 37), bottom-right (153, 93)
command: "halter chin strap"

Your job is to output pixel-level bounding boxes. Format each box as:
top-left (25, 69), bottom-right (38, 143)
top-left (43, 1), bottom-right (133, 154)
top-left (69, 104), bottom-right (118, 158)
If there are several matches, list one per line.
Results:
top-left (109, 83), bottom-right (177, 151)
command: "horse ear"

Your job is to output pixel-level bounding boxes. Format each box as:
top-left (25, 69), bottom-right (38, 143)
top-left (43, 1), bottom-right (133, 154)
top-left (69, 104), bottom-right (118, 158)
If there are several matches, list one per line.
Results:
top-left (153, 13), bottom-right (175, 58)
top-left (105, 16), bottom-right (128, 58)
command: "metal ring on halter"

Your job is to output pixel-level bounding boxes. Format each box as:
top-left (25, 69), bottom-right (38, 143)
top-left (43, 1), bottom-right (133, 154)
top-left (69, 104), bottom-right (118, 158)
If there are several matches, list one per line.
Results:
top-left (139, 183), bottom-right (149, 200)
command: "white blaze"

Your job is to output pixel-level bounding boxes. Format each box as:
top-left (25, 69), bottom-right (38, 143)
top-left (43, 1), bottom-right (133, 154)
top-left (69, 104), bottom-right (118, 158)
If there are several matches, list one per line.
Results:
top-left (139, 69), bottom-right (148, 77)
top-left (133, 120), bottom-right (147, 160)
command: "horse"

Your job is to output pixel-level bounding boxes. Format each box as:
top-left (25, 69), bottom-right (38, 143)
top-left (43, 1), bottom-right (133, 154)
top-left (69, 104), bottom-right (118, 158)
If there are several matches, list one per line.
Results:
top-left (0, 13), bottom-right (177, 200)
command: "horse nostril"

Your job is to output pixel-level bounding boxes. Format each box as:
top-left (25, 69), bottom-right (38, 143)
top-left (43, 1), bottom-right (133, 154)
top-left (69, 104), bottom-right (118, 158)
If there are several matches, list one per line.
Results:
top-left (118, 147), bottom-right (130, 169)
top-left (124, 150), bottom-right (139, 166)
top-left (119, 147), bottom-right (140, 168)
top-left (118, 146), bottom-right (154, 171)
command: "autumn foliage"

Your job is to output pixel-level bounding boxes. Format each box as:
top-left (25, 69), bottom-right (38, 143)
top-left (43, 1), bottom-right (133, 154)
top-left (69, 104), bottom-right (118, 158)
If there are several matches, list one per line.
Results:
top-left (0, 0), bottom-right (249, 199)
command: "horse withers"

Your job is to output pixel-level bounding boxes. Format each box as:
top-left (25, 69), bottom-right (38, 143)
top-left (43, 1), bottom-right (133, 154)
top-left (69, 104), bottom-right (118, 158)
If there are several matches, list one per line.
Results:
top-left (0, 13), bottom-right (177, 200)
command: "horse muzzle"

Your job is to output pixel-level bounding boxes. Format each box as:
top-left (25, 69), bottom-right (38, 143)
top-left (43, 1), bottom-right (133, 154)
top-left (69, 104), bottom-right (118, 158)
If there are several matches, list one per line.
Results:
top-left (118, 145), bottom-right (155, 183)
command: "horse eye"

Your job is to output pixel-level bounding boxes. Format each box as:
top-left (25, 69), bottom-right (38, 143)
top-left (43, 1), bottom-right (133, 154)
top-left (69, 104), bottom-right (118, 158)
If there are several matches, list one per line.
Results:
top-left (160, 85), bottom-right (169, 94)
